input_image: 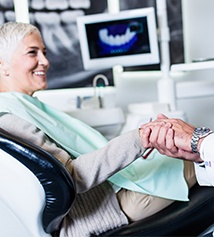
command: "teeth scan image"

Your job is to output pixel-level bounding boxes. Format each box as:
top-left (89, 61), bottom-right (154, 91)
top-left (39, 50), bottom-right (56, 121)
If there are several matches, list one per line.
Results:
top-left (96, 20), bottom-right (149, 57)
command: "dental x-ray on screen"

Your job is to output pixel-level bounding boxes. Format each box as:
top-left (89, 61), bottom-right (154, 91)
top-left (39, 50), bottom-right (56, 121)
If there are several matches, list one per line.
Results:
top-left (77, 7), bottom-right (160, 70)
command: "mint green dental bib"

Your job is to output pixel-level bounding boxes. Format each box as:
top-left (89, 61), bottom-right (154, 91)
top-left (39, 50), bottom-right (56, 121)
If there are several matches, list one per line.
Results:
top-left (0, 92), bottom-right (189, 201)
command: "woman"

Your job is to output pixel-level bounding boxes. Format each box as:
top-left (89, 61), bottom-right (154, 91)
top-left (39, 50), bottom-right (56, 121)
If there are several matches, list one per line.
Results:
top-left (0, 22), bottom-right (196, 236)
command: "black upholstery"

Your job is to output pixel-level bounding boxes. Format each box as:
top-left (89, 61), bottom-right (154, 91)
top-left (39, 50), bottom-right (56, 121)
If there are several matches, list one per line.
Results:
top-left (0, 128), bottom-right (76, 234)
top-left (100, 184), bottom-right (214, 236)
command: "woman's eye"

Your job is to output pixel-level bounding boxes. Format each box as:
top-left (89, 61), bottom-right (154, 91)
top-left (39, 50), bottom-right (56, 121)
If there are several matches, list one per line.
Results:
top-left (28, 50), bottom-right (37, 55)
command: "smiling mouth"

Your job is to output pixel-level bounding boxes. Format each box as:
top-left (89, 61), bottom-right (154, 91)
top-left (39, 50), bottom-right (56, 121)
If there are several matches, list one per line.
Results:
top-left (33, 71), bottom-right (46, 76)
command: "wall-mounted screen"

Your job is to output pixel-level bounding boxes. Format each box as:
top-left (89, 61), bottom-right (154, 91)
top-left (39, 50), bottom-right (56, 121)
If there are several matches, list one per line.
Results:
top-left (77, 7), bottom-right (159, 70)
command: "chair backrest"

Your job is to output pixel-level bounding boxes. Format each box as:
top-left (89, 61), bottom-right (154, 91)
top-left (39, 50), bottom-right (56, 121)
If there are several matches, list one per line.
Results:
top-left (0, 128), bottom-right (76, 236)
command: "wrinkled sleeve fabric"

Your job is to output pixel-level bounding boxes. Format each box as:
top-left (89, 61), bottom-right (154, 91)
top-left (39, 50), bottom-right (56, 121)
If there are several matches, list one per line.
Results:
top-left (72, 129), bottom-right (144, 192)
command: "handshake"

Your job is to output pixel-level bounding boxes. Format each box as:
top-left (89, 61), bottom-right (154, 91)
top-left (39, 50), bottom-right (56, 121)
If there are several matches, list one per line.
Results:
top-left (139, 114), bottom-right (212, 163)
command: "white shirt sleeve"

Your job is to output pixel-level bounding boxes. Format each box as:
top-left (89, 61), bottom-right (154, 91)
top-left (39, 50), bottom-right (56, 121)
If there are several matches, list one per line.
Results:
top-left (195, 133), bottom-right (214, 186)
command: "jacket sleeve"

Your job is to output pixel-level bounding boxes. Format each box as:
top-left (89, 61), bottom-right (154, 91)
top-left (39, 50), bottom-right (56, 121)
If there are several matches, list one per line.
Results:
top-left (195, 133), bottom-right (214, 186)
top-left (72, 129), bottom-right (145, 192)
top-left (0, 113), bottom-right (145, 193)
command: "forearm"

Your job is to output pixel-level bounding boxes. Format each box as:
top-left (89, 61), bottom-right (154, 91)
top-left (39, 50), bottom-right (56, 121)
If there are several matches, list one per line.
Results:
top-left (73, 129), bottom-right (145, 193)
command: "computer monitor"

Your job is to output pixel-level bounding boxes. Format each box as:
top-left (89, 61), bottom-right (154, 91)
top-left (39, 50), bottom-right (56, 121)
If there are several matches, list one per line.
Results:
top-left (77, 7), bottom-right (160, 70)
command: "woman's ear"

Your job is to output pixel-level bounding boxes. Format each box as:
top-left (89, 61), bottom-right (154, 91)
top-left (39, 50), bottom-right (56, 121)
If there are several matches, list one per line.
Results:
top-left (0, 61), bottom-right (9, 77)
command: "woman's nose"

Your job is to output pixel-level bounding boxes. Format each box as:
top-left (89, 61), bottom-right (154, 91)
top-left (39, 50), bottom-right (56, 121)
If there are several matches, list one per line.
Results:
top-left (38, 53), bottom-right (49, 67)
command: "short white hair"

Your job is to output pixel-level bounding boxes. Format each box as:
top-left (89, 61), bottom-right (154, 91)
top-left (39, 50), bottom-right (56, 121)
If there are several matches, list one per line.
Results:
top-left (0, 22), bottom-right (41, 62)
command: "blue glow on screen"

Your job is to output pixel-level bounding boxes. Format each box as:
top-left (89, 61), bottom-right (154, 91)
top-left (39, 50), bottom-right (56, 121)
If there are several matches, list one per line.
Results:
top-left (85, 16), bottom-right (150, 59)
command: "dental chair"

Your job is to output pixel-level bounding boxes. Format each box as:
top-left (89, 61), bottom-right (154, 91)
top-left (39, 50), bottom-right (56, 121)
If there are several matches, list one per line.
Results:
top-left (0, 128), bottom-right (76, 237)
top-left (0, 128), bottom-right (213, 237)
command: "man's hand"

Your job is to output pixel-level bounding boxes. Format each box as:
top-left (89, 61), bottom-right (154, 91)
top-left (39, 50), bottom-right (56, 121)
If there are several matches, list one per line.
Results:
top-left (139, 114), bottom-right (202, 162)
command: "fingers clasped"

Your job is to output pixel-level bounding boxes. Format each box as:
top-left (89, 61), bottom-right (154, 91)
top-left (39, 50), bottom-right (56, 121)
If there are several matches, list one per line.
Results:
top-left (139, 114), bottom-right (200, 161)
top-left (140, 120), bottom-right (178, 156)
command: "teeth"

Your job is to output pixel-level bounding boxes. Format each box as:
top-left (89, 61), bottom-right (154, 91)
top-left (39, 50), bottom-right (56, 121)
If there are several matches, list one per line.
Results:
top-left (0, 0), bottom-right (13, 8)
top-left (34, 12), bottom-right (73, 53)
top-left (34, 71), bottom-right (45, 75)
top-left (4, 9), bottom-right (34, 24)
top-left (99, 28), bottom-right (136, 46)
top-left (60, 10), bottom-right (85, 55)
top-left (34, 12), bottom-right (60, 54)
top-left (45, 0), bottom-right (69, 10)
top-left (4, 10), bottom-right (16, 22)
top-left (69, 0), bottom-right (90, 9)
top-left (61, 10), bottom-right (84, 22)
top-left (31, 0), bottom-right (45, 10)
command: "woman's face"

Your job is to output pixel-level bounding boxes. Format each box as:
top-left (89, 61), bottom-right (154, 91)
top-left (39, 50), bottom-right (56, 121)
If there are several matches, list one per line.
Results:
top-left (5, 32), bottom-right (49, 95)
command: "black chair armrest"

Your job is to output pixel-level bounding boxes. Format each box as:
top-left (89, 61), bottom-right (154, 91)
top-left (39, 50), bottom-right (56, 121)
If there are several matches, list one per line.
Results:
top-left (100, 184), bottom-right (214, 236)
top-left (0, 128), bottom-right (76, 234)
